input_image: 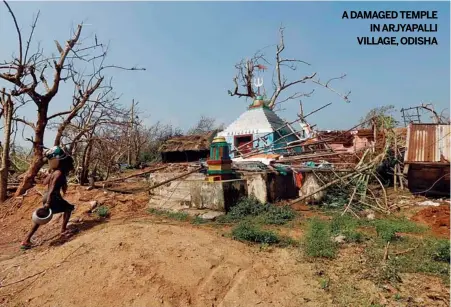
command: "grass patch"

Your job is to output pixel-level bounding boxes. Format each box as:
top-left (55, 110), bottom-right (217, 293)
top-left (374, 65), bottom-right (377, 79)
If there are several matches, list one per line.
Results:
top-left (148, 208), bottom-right (189, 221)
top-left (304, 218), bottom-right (337, 259)
top-left (372, 218), bottom-right (426, 242)
top-left (390, 239), bottom-right (449, 283)
top-left (217, 197), bottom-right (295, 225)
top-left (330, 214), bottom-right (365, 243)
top-left (366, 237), bottom-right (450, 285)
top-left (96, 205), bottom-right (110, 218)
top-left (430, 239), bottom-right (450, 262)
top-left (319, 277), bottom-right (330, 291)
top-left (320, 186), bottom-right (349, 209)
top-left (191, 216), bottom-right (208, 225)
top-left (231, 222), bottom-right (281, 244)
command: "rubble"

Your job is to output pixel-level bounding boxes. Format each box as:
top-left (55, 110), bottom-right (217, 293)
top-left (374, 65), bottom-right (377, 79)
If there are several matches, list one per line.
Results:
top-left (199, 211), bottom-right (225, 220)
top-left (417, 200), bottom-right (440, 207)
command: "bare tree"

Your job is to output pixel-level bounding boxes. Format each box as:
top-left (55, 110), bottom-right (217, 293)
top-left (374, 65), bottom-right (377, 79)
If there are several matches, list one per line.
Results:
top-left (228, 27), bottom-right (350, 109)
top-left (124, 100), bottom-right (151, 167)
top-left (0, 1), bottom-right (145, 195)
top-left (419, 103), bottom-right (450, 124)
top-left (139, 122), bottom-right (183, 163)
top-left (187, 115), bottom-right (224, 135)
top-left (0, 89), bottom-right (14, 201)
top-left (56, 90), bottom-right (129, 184)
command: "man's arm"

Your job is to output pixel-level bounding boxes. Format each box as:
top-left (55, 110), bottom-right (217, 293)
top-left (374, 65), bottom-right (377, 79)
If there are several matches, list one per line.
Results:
top-left (62, 181), bottom-right (68, 195)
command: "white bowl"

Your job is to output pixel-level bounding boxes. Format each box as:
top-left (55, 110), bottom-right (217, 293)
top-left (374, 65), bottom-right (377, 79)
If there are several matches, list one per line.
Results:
top-left (32, 208), bottom-right (53, 225)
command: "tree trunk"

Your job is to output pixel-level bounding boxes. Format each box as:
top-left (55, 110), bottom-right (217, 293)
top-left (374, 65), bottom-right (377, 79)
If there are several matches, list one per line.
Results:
top-left (105, 164), bottom-right (112, 181)
top-left (0, 96), bottom-right (13, 202)
top-left (15, 105), bottom-right (48, 196)
top-left (54, 124), bottom-right (66, 147)
top-left (54, 77), bottom-right (103, 147)
top-left (80, 139), bottom-right (94, 185)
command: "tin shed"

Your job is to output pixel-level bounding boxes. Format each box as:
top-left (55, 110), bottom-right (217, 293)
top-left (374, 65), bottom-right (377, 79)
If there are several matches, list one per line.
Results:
top-left (404, 123), bottom-right (450, 196)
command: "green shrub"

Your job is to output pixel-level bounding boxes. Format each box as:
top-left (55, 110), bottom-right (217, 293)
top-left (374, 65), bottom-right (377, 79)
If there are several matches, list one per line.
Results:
top-left (148, 208), bottom-right (166, 216)
top-left (330, 215), bottom-right (359, 234)
top-left (320, 186), bottom-right (349, 208)
top-left (231, 222), bottom-right (280, 244)
top-left (365, 237), bottom-right (450, 285)
top-left (343, 230), bottom-right (364, 243)
top-left (319, 277), bottom-right (330, 290)
top-left (373, 218), bottom-right (426, 242)
top-left (304, 218), bottom-right (337, 258)
top-left (375, 222), bottom-right (398, 242)
top-left (217, 197), bottom-right (295, 225)
top-left (430, 239), bottom-right (450, 262)
top-left (166, 211), bottom-right (189, 221)
top-left (96, 206), bottom-right (110, 218)
top-left (330, 215), bottom-right (364, 243)
top-left (191, 216), bottom-right (208, 225)
top-left (147, 208), bottom-right (189, 221)
top-left (261, 205), bottom-right (296, 225)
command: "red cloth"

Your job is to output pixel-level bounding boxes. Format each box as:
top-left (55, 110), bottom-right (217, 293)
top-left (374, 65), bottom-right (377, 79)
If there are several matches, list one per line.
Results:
top-left (294, 172), bottom-right (303, 188)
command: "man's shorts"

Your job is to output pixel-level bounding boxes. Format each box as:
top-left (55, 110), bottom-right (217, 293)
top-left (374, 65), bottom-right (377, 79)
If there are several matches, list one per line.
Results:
top-left (42, 192), bottom-right (75, 214)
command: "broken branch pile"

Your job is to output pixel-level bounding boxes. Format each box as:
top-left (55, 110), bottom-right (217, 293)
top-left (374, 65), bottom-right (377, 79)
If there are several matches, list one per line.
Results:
top-left (290, 141), bottom-right (397, 216)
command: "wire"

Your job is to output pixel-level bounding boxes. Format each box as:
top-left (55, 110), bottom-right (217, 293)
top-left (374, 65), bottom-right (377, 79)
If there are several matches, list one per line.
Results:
top-left (412, 173), bottom-right (450, 195)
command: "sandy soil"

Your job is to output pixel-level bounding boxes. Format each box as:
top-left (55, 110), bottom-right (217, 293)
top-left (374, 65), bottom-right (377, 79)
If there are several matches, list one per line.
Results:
top-left (411, 205), bottom-right (450, 238)
top-left (0, 177), bottom-right (449, 307)
top-left (1, 221), bottom-right (333, 307)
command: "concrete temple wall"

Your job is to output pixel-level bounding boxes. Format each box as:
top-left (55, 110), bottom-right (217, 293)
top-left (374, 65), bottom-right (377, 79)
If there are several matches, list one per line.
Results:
top-left (298, 172), bottom-right (325, 203)
top-left (148, 172), bottom-right (206, 211)
top-left (190, 180), bottom-right (247, 212)
top-left (148, 170), bottom-right (299, 213)
top-left (238, 172), bottom-right (297, 204)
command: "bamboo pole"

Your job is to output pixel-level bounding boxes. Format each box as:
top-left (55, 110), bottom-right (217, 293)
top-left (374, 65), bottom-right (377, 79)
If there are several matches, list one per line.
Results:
top-left (147, 167), bottom-right (202, 192)
top-left (231, 102), bottom-right (332, 155)
top-left (342, 184), bottom-right (358, 216)
top-left (98, 165), bottom-right (167, 185)
top-left (289, 164), bottom-right (374, 205)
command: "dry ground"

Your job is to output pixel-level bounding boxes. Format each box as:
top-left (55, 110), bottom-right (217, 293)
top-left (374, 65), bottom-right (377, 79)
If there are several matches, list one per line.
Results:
top-left (0, 175), bottom-right (449, 307)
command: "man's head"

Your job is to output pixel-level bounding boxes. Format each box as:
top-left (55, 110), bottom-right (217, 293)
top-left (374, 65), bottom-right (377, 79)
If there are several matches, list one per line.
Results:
top-left (44, 146), bottom-right (68, 161)
top-left (44, 146), bottom-right (74, 173)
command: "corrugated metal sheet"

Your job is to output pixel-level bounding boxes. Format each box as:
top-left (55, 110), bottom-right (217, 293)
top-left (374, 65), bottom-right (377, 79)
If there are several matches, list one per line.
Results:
top-left (404, 124), bottom-right (450, 163)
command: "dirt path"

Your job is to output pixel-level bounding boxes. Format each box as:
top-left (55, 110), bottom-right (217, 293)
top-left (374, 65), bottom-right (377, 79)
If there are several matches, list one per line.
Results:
top-left (0, 221), bottom-right (332, 307)
top-left (0, 183), bottom-right (449, 307)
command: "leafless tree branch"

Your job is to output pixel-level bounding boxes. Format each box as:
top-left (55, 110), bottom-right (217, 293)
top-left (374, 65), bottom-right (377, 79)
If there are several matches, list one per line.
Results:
top-left (229, 26), bottom-right (351, 110)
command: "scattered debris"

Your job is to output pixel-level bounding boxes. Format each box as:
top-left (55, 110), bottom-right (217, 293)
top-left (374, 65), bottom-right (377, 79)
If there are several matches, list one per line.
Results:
top-left (199, 211), bottom-right (225, 220)
top-left (333, 235), bottom-right (346, 244)
top-left (417, 200), bottom-right (440, 207)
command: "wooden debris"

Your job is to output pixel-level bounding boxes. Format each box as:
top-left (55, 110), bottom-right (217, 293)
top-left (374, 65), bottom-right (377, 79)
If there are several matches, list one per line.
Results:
top-left (98, 165), bottom-right (167, 185)
top-left (147, 167), bottom-right (203, 192)
top-left (290, 164), bottom-right (374, 205)
top-left (383, 241), bottom-right (390, 261)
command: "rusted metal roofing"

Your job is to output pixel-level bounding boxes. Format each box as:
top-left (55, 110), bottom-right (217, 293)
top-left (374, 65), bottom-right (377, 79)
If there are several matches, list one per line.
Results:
top-left (404, 124), bottom-right (450, 163)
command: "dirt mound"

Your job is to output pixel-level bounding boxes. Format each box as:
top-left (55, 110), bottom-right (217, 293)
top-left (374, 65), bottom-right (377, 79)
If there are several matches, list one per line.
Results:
top-left (0, 222), bottom-right (330, 307)
top-left (411, 205), bottom-right (450, 238)
top-left (0, 183), bottom-right (150, 260)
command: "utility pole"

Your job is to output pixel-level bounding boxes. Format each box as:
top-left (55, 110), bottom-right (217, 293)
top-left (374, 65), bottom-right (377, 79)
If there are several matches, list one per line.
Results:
top-left (127, 99), bottom-right (135, 166)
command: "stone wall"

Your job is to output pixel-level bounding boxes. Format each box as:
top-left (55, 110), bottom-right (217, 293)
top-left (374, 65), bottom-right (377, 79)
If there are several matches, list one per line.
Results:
top-left (148, 170), bottom-right (299, 213)
top-left (190, 180), bottom-right (247, 212)
top-left (148, 172), bottom-right (206, 212)
top-left (298, 173), bottom-right (324, 203)
top-left (239, 172), bottom-right (297, 204)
